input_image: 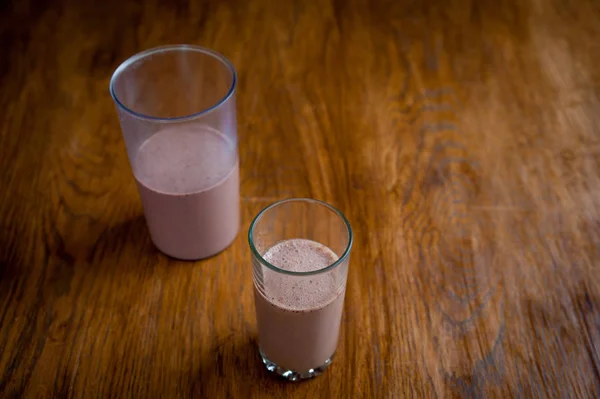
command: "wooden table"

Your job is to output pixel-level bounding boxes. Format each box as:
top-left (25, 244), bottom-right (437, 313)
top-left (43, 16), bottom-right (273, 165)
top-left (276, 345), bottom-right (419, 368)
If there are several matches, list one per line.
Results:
top-left (1, 0), bottom-right (599, 397)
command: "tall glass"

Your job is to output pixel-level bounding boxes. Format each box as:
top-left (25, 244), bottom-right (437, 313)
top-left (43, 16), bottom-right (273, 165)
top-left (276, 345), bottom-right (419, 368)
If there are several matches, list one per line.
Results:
top-left (110, 45), bottom-right (239, 260)
top-left (249, 198), bottom-right (353, 380)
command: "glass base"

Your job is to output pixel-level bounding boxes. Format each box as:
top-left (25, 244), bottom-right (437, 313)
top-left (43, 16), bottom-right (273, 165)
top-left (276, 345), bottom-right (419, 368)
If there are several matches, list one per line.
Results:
top-left (259, 348), bottom-right (334, 381)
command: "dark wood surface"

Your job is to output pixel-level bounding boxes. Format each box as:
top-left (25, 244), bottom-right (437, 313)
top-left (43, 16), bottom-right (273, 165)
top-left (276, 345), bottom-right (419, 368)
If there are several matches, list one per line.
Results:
top-left (1, 0), bottom-right (600, 397)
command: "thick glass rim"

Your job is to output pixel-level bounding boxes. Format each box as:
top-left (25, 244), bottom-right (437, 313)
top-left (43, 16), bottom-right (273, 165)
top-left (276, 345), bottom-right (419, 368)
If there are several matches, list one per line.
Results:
top-left (248, 198), bottom-right (353, 276)
top-left (109, 44), bottom-right (237, 122)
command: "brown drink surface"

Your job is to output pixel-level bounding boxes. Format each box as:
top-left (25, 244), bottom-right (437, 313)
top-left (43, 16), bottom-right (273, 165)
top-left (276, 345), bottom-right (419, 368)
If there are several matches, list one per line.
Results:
top-left (254, 239), bottom-right (345, 372)
top-left (133, 126), bottom-right (239, 260)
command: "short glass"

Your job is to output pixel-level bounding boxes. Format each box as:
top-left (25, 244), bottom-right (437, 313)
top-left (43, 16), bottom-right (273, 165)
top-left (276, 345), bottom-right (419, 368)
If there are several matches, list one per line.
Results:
top-left (110, 45), bottom-right (239, 260)
top-left (249, 198), bottom-right (353, 380)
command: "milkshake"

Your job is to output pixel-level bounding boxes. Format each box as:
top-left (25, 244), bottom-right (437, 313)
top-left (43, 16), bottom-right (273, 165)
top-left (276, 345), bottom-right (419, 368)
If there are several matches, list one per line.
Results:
top-left (133, 125), bottom-right (239, 260)
top-left (253, 239), bottom-right (346, 373)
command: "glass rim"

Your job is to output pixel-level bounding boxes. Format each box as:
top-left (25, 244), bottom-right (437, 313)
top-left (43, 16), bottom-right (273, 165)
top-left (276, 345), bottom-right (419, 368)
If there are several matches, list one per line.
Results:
top-left (109, 44), bottom-right (237, 122)
top-left (248, 198), bottom-right (353, 276)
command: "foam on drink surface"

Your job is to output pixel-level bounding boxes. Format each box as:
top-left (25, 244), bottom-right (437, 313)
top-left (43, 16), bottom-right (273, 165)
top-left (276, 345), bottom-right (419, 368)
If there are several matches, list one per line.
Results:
top-left (134, 125), bottom-right (235, 195)
top-left (261, 238), bottom-right (340, 311)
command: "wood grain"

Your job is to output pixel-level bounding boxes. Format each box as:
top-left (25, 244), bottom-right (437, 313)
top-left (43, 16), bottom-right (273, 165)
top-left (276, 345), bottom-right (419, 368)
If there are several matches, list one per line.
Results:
top-left (1, 0), bottom-right (600, 397)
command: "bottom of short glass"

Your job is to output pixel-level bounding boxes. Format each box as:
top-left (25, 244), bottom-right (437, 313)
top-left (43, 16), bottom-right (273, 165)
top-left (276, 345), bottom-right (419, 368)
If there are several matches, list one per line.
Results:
top-left (259, 347), bottom-right (335, 381)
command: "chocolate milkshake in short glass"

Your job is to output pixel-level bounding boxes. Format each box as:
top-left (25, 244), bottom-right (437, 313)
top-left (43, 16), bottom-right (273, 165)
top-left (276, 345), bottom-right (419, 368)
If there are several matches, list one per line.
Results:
top-left (110, 45), bottom-right (239, 260)
top-left (249, 198), bottom-right (353, 381)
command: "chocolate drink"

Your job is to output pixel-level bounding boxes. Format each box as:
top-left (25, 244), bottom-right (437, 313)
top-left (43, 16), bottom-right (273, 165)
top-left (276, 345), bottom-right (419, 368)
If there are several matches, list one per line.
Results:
top-left (254, 238), bottom-right (346, 372)
top-left (133, 125), bottom-right (239, 260)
